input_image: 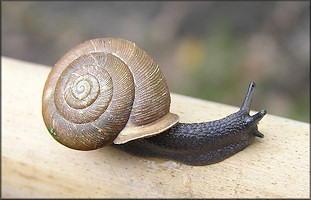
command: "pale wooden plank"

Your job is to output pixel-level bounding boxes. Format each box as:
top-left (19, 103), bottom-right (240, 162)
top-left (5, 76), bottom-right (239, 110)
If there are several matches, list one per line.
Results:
top-left (1, 56), bottom-right (309, 198)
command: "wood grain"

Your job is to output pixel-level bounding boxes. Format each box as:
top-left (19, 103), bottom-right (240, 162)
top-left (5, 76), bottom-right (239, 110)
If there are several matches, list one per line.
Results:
top-left (1, 56), bottom-right (309, 198)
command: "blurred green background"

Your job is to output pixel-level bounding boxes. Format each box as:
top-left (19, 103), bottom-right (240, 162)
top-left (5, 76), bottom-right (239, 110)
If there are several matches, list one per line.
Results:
top-left (2, 1), bottom-right (309, 122)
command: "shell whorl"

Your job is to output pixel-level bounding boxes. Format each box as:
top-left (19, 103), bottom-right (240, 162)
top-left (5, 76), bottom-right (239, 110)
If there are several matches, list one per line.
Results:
top-left (42, 38), bottom-right (178, 150)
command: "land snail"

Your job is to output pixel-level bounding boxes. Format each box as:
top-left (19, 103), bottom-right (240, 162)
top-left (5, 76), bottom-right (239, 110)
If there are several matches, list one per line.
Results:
top-left (42, 38), bottom-right (266, 166)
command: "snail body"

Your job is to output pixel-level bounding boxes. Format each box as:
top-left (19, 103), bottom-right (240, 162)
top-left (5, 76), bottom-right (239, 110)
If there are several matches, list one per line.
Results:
top-left (42, 38), bottom-right (266, 165)
top-left (114, 87), bottom-right (266, 165)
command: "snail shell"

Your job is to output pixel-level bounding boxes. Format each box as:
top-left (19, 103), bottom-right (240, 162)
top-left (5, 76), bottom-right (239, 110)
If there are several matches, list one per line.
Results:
top-left (42, 38), bottom-right (179, 150)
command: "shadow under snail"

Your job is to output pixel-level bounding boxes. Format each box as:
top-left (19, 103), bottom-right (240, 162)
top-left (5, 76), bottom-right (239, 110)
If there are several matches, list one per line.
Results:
top-left (42, 38), bottom-right (266, 166)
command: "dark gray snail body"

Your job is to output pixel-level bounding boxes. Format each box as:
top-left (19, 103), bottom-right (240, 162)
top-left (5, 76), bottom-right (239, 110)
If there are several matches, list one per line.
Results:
top-left (114, 82), bottom-right (266, 165)
top-left (42, 38), bottom-right (266, 166)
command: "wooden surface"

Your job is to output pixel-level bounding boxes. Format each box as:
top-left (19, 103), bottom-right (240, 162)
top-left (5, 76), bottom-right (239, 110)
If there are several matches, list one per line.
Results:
top-left (1, 56), bottom-right (310, 198)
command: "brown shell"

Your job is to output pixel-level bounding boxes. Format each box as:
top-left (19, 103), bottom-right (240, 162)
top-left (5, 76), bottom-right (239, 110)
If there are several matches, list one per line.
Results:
top-left (42, 38), bottom-right (179, 150)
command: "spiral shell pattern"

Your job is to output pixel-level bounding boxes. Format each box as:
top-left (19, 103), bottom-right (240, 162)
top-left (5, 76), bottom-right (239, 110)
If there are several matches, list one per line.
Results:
top-left (42, 38), bottom-right (178, 150)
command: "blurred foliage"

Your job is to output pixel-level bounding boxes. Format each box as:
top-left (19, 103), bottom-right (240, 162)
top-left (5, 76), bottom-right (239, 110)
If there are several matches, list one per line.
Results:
top-left (175, 23), bottom-right (243, 102)
top-left (2, 1), bottom-right (309, 122)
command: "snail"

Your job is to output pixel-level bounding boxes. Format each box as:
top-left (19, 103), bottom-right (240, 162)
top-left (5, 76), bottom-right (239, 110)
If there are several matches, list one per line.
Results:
top-left (42, 38), bottom-right (266, 166)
